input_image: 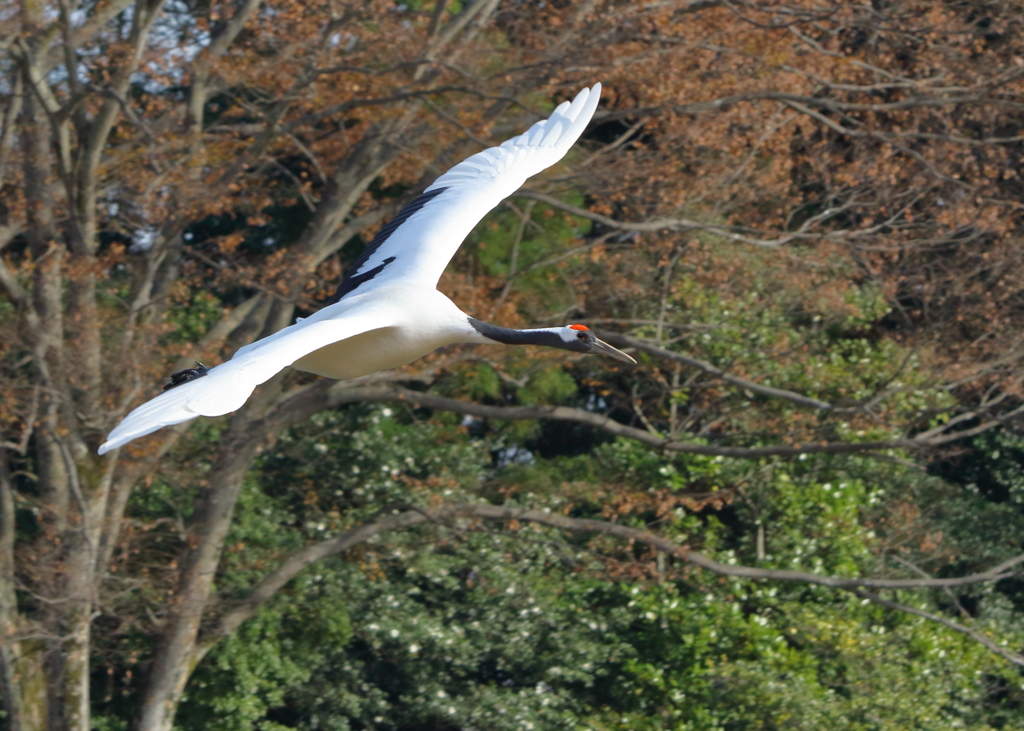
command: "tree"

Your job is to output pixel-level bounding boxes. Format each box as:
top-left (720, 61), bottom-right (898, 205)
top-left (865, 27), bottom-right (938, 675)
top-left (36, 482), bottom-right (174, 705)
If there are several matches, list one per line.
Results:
top-left (2, 1), bottom-right (1024, 729)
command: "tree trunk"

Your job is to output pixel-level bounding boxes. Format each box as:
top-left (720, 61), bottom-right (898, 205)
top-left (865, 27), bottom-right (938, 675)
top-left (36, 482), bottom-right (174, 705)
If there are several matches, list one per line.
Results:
top-left (3, 641), bottom-right (49, 731)
top-left (135, 416), bottom-right (266, 731)
top-left (0, 463), bottom-right (45, 731)
top-left (48, 606), bottom-right (90, 731)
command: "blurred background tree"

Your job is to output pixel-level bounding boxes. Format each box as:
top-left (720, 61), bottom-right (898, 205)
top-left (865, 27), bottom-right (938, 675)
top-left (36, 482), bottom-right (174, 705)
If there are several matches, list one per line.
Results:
top-left (3, 0), bottom-right (1024, 729)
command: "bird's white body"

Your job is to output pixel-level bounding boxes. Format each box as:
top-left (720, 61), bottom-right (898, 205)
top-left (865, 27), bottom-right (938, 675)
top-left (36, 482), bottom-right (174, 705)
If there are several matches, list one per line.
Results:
top-left (99, 84), bottom-right (618, 455)
top-left (291, 286), bottom-right (483, 380)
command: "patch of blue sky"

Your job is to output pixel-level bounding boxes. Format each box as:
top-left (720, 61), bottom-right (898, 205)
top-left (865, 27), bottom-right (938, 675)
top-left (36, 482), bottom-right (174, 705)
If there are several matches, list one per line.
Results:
top-left (131, 228), bottom-right (157, 252)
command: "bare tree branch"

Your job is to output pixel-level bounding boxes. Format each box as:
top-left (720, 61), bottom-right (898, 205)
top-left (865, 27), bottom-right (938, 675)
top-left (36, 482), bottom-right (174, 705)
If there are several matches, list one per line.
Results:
top-left (594, 332), bottom-right (836, 411)
top-left (850, 588), bottom-right (1024, 668)
top-left (512, 189), bottom-right (863, 247)
top-left (606, 89), bottom-right (1023, 122)
top-left (312, 384), bottom-right (1013, 459)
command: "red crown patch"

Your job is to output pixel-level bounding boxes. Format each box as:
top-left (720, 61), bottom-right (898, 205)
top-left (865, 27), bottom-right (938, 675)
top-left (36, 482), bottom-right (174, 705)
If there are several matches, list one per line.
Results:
top-left (569, 324), bottom-right (590, 331)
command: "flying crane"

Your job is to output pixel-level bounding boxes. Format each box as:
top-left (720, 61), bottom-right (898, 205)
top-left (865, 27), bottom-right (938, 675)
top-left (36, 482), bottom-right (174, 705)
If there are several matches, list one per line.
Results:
top-left (99, 83), bottom-right (634, 455)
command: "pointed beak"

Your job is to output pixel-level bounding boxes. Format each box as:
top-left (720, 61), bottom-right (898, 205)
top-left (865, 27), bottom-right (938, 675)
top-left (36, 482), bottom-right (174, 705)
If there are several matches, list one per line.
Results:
top-left (589, 338), bottom-right (637, 364)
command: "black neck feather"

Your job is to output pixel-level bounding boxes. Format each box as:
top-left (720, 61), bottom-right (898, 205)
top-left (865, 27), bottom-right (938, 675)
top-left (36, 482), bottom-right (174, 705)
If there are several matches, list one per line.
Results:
top-left (468, 318), bottom-right (571, 349)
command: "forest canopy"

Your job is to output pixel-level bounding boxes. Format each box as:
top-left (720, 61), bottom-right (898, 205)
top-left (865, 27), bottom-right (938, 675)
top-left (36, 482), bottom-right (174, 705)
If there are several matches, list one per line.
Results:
top-left (2, 0), bottom-right (1024, 729)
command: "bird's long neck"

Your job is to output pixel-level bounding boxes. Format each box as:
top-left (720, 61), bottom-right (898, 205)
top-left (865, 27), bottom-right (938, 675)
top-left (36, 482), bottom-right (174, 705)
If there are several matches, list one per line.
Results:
top-left (467, 318), bottom-right (572, 349)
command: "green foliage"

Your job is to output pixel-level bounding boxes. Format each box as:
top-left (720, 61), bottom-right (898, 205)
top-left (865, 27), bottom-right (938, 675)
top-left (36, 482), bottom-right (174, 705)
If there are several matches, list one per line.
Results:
top-left (471, 194), bottom-right (592, 312)
top-left (662, 272), bottom-right (953, 432)
top-left (163, 290), bottom-right (224, 344)
top-left (570, 449), bottom-right (1024, 730)
top-left (464, 363), bottom-right (502, 400)
top-left (257, 406), bottom-right (489, 529)
top-left (269, 535), bottom-right (633, 731)
top-left (517, 366), bottom-right (578, 406)
top-left (178, 576), bottom-right (352, 731)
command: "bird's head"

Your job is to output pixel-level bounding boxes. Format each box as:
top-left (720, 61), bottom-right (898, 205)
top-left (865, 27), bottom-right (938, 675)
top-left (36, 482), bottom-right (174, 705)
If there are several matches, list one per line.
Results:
top-left (558, 325), bottom-right (636, 364)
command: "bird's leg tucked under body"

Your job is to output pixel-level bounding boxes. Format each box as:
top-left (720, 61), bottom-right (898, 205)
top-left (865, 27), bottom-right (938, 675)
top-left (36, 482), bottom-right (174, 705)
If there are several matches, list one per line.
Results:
top-left (163, 362), bottom-right (210, 391)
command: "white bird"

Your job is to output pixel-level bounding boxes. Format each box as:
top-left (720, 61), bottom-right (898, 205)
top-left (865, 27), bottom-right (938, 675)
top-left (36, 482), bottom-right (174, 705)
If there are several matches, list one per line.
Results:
top-left (99, 83), bottom-right (634, 455)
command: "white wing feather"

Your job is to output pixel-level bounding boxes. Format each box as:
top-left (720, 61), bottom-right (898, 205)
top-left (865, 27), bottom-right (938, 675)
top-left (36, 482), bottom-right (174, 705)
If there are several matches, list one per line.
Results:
top-left (98, 305), bottom-right (397, 454)
top-left (342, 83), bottom-right (602, 291)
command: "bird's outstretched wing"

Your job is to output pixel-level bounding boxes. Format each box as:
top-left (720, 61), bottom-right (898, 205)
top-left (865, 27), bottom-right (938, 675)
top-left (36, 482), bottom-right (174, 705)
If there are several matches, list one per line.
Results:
top-left (325, 83), bottom-right (602, 302)
top-left (98, 305), bottom-right (397, 455)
